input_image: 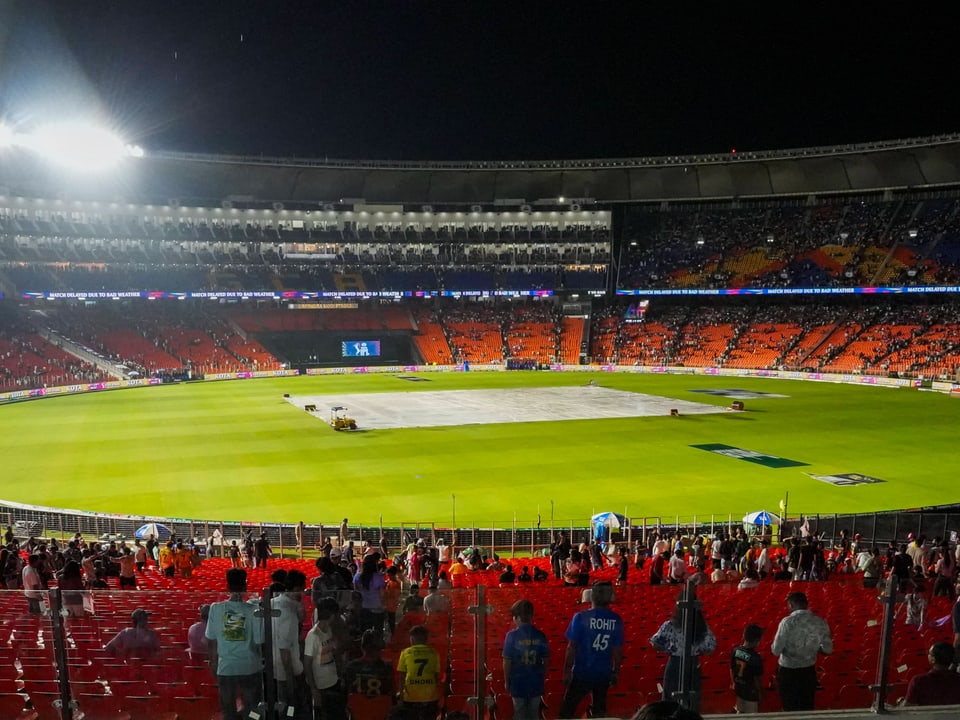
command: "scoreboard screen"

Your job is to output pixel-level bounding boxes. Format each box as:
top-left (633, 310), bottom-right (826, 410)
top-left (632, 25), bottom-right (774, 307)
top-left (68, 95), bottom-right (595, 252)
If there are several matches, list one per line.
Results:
top-left (341, 340), bottom-right (381, 358)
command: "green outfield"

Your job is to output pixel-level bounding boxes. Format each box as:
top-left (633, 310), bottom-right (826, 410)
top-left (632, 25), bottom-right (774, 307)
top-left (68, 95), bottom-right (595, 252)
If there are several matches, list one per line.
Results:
top-left (2, 372), bottom-right (958, 525)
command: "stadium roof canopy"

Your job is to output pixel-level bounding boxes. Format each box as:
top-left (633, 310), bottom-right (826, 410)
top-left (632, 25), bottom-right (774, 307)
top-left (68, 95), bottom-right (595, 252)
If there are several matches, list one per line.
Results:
top-left (2, 133), bottom-right (960, 209)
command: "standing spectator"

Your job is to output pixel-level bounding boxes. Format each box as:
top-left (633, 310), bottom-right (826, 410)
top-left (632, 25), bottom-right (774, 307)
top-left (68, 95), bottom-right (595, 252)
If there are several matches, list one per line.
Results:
top-left (343, 630), bottom-right (394, 717)
top-left (105, 608), bottom-right (161, 660)
top-left (206, 568), bottom-right (264, 720)
top-left (228, 540), bottom-right (241, 568)
top-left (396, 624), bottom-right (441, 720)
top-left (254, 532), bottom-right (272, 570)
top-left (650, 550), bottom-right (669, 585)
top-left (353, 555), bottom-right (386, 636)
top-left (933, 544), bottom-right (956, 600)
top-left (649, 590), bottom-right (717, 712)
top-left (861, 547), bottom-right (883, 588)
top-left (3, 545), bottom-right (23, 589)
top-left (953, 593), bottom-right (960, 668)
top-left (134, 540), bottom-right (147, 573)
top-left (558, 581), bottom-right (623, 719)
top-left (904, 583), bottom-right (928, 627)
top-left (111, 547), bottom-right (137, 588)
top-left (617, 547), bottom-right (629, 585)
top-left (770, 591), bottom-right (833, 711)
top-left (57, 560), bottom-right (87, 618)
top-left (304, 598), bottom-right (345, 720)
top-left (158, 541), bottom-right (175, 578)
top-left (502, 599), bottom-right (549, 720)
top-left (243, 531), bottom-right (255, 568)
top-left (22, 554), bottom-right (44, 614)
top-left (339, 518), bottom-right (349, 547)
top-left (423, 585), bottom-right (451, 616)
top-left (145, 534), bottom-right (158, 568)
top-left (273, 572), bottom-right (308, 718)
top-left (902, 642), bottom-right (960, 706)
top-left (730, 624), bottom-right (764, 714)
top-left (669, 548), bottom-right (689, 584)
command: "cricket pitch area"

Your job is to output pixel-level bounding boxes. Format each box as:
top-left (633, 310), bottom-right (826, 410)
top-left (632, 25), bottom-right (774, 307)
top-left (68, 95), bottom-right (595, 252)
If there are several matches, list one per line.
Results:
top-left (287, 385), bottom-right (726, 429)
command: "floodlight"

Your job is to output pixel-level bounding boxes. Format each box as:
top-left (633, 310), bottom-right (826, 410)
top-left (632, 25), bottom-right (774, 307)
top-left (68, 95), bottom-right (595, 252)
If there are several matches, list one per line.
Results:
top-left (19, 122), bottom-right (133, 172)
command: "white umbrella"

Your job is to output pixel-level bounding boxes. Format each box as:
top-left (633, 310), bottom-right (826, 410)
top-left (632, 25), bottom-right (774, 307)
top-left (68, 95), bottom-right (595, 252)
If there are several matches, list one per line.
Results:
top-left (742, 510), bottom-right (781, 526)
top-left (135, 522), bottom-right (173, 540)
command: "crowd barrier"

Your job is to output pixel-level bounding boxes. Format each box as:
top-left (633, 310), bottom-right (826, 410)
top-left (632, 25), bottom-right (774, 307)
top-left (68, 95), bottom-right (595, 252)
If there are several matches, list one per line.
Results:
top-left (2, 495), bottom-right (958, 569)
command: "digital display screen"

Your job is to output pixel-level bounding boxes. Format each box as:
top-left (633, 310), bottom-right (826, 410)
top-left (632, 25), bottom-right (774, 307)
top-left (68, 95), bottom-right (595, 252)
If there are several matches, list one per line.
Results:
top-left (341, 340), bottom-right (381, 358)
top-left (623, 299), bottom-right (650, 323)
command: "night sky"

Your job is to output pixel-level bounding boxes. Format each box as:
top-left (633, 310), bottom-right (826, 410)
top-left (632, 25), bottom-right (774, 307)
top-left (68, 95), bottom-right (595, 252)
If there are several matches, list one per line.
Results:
top-left (1, 1), bottom-right (958, 161)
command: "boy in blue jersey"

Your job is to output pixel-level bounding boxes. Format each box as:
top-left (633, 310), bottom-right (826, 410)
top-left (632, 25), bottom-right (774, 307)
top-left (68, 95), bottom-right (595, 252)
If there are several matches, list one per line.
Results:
top-left (559, 581), bottom-right (623, 718)
top-left (502, 599), bottom-right (550, 720)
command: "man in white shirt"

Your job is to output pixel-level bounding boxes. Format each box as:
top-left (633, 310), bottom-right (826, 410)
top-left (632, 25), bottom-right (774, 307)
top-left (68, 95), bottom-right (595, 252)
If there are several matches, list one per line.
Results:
top-left (423, 586), bottom-right (451, 615)
top-left (22, 554), bottom-right (44, 614)
top-left (771, 591), bottom-right (832, 711)
top-left (272, 570), bottom-right (307, 716)
top-left (668, 549), bottom-right (688, 584)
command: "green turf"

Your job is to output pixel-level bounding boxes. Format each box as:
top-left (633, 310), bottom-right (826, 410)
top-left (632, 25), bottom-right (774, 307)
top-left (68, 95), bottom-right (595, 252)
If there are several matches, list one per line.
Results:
top-left (2, 372), bottom-right (958, 525)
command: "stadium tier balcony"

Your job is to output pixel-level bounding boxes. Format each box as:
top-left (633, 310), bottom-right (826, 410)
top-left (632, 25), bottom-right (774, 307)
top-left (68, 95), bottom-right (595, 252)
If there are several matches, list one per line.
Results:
top-left (618, 197), bottom-right (960, 291)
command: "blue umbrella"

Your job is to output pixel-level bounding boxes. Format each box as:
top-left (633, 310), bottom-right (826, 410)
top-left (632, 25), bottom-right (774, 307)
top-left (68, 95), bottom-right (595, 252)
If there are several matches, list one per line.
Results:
top-left (135, 522), bottom-right (173, 540)
top-left (592, 511), bottom-right (627, 541)
top-left (742, 510), bottom-right (781, 526)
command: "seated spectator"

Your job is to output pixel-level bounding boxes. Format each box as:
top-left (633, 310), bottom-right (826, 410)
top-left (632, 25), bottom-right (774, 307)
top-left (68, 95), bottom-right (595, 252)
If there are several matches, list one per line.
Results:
top-left (773, 557), bottom-right (793, 582)
top-left (499, 564), bottom-right (516, 584)
top-left (532, 567), bottom-right (549, 582)
top-left (517, 566), bottom-right (532, 583)
top-left (436, 570), bottom-right (452, 590)
top-left (902, 642), bottom-right (960, 706)
top-left (689, 561), bottom-right (709, 586)
top-left (187, 604), bottom-right (211, 659)
top-left (105, 608), bottom-right (161, 660)
top-left (738, 568), bottom-right (760, 590)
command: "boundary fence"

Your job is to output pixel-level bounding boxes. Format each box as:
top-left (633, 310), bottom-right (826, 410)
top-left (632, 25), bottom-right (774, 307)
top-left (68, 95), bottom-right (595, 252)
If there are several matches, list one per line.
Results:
top-left (3, 499), bottom-right (958, 559)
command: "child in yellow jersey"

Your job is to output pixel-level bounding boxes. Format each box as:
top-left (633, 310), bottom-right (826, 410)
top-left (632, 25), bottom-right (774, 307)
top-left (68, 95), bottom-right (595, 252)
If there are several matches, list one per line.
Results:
top-left (396, 624), bottom-right (440, 720)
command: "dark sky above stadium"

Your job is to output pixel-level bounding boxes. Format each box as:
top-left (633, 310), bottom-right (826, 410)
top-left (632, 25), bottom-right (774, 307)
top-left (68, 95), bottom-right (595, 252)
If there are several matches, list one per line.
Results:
top-left (1, 1), bottom-right (958, 162)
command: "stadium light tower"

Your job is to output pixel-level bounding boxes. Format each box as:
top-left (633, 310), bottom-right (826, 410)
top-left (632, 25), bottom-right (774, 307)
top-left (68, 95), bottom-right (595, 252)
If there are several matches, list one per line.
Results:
top-left (14, 121), bottom-right (143, 172)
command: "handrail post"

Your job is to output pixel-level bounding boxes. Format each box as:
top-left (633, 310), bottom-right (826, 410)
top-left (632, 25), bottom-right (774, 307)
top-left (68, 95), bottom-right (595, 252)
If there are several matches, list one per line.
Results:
top-left (871, 574), bottom-right (898, 713)
top-left (674, 580), bottom-right (700, 711)
top-left (50, 589), bottom-right (76, 720)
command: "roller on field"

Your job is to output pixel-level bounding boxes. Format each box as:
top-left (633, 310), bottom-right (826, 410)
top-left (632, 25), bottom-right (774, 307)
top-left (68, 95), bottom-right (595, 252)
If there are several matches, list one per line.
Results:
top-left (330, 406), bottom-right (358, 431)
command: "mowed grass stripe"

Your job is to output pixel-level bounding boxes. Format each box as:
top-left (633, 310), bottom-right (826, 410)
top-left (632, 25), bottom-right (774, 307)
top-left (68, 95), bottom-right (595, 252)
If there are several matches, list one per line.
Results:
top-left (2, 373), bottom-right (958, 523)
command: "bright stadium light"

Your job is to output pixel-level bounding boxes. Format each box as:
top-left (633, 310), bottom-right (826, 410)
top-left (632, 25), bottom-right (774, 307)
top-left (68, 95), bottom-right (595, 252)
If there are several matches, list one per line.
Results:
top-left (18, 122), bottom-right (139, 172)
